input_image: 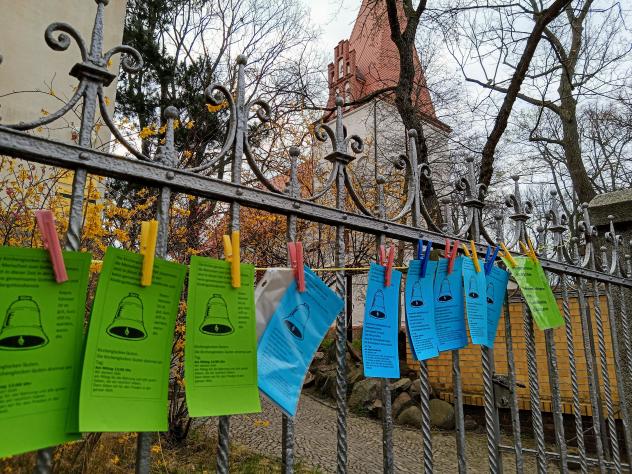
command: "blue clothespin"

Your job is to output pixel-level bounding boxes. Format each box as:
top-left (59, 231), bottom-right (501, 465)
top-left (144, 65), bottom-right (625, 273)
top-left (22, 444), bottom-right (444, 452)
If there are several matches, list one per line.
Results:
top-left (484, 245), bottom-right (500, 275)
top-left (417, 239), bottom-right (433, 278)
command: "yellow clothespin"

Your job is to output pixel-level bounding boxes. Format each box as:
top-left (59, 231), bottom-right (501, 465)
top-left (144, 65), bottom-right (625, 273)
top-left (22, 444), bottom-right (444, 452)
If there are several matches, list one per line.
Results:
top-left (526, 238), bottom-right (539, 263)
top-left (140, 220), bottom-right (158, 286)
top-left (500, 242), bottom-right (517, 268)
top-left (519, 240), bottom-right (538, 264)
top-left (469, 240), bottom-right (481, 273)
top-left (223, 231), bottom-right (241, 288)
top-left (461, 243), bottom-right (471, 257)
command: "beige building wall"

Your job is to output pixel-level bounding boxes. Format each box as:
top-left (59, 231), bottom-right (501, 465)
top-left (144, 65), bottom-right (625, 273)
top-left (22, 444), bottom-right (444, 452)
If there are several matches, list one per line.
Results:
top-left (0, 0), bottom-right (128, 205)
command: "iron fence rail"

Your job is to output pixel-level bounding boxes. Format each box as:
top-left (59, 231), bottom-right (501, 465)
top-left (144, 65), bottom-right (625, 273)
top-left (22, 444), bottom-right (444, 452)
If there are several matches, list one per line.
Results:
top-left (1, 2), bottom-right (632, 474)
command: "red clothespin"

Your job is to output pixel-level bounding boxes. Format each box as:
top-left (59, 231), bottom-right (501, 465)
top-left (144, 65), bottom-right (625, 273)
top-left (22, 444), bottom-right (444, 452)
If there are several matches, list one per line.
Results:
top-left (288, 241), bottom-right (306, 292)
top-left (35, 210), bottom-right (68, 283)
top-left (445, 239), bottom-right (459, 274)
top-left (379, 243), bottom-right (395, 287)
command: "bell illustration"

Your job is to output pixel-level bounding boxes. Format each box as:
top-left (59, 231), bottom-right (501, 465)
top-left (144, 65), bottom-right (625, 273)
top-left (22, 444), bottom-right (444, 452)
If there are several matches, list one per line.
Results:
top-left (107, 292), bottom-right (147, 340)
top-left (411, 280), bottom-right (424, 307)
top-left (369, 290), bottom-right (386, 319)
top-left (200, 294), bottom-right (234, 335)
top-left (284, 303), bottom-right (310, 340)
top-left (437, 277), bottom-right (453, 302)
top-left (468, 275), bottom-right (480, 299)
top-left (486, 282), bottom-right (495, 305)
top-left (0, 296), bottom-right (48, 350)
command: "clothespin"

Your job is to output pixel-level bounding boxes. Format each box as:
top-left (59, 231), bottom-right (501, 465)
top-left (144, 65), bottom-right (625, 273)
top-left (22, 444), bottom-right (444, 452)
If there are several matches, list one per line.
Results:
top-left (469, 240), bottom-right (481, 273)
top-left (223, 231), bottom-right (241, 288)
top-left (446, 239), bottom-right (459, 274)
top-left (519, 239), bottom-right (538, 265)
top-left (35, 210), bottom-right (68, 283)
top-left (461, 243), bottom-right (471, 257)
top-left (140, 220), bottom-right (158, 286)
top-left (484, 245), bottom-right (500, 275)
top-left (379, 243), bottom-right (395, 287)
top-left (417, 239), bottom-right (432, 278)
top-left (500, 242), bottom-right (517, 268)
top-left (288, 241), bottom-right (306, 292)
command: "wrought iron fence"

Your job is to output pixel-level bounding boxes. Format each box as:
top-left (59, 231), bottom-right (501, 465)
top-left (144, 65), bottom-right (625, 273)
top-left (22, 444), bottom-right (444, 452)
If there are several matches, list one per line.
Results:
top-left (1, 1), bottom-right (631, 473)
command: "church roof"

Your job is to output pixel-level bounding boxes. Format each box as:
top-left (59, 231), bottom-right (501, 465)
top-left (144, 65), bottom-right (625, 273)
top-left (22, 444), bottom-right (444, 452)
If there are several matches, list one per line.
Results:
top-left (325, 0), bottom-right (449, 132)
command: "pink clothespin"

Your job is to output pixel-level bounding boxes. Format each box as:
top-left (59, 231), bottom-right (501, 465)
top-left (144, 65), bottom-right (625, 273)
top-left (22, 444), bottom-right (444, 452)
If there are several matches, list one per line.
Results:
top-left (288, 241), bottom-right (306, 292)
top-left (446, 239), bottom-right (459, 275)
top-left (379, 243), bottom-right (395, 287)
top-left (35, 210), bottom-right (68, 283)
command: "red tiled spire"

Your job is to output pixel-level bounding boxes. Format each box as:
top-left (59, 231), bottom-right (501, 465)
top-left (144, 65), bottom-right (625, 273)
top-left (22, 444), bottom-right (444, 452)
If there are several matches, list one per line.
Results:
top-left (325, 0), bottom-right (446, 130)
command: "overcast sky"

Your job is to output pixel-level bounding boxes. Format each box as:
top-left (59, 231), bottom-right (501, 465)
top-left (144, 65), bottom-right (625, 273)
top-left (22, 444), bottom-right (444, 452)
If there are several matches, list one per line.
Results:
top-left (302, 0), bottom-right (363, 61)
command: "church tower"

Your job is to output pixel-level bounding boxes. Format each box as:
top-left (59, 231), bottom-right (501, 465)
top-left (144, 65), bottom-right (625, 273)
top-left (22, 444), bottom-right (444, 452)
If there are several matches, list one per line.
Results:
top-left (323, 0), bottom-right (449, 158)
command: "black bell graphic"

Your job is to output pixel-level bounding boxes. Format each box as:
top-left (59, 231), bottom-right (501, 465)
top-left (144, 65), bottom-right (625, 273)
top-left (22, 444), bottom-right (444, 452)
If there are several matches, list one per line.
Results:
top-left (0, 296), bottom-right (48, 350)
top-left (369, 290), bottom-right (386, 319)
top-left (486, 282), bottom-right (494, 305)
top-left (284, 303), bottom-right (310, 340)
top-left (411, 280), bottom-right (424, 307)
top-left (107, 293), bottom-right (147, 340)
top-left (437, 277), bottom-right (453, 302)
top-left (200, 294), bottom-right (234, 335)
top-left (468, 275), bottom-right (479, 299)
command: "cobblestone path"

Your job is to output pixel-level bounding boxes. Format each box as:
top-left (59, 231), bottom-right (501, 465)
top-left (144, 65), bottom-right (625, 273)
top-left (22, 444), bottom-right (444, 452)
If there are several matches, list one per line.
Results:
top-left (209, 394), bottom-right (558, 473)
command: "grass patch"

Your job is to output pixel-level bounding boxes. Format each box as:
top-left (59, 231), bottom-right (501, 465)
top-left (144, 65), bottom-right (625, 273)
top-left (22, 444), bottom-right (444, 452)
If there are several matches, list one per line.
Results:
top-left (0, 423), bottom-right (321, 473)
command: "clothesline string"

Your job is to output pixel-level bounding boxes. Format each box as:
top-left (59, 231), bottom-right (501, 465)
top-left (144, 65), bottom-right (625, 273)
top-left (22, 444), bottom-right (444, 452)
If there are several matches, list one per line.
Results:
top-left (88, 260), bottom-right (408, 273)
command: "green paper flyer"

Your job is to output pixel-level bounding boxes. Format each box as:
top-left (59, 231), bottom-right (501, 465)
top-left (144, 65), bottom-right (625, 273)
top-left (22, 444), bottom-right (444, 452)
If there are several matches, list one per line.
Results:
top-left (185, 256), bottom-right (260, 417)
top-left (0, 247), bottom-right (91, 458)
top-left (502, 255), bottom-right (564, 330)
top-left (78, 247), bottom-right (186, 432)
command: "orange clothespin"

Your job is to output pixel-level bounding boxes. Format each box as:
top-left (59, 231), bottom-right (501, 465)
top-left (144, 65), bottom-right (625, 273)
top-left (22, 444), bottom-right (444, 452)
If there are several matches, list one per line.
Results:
top-left (140, 220), bottom-right (158, 286)
top-left (445, 239), bottom-right (459, 274)
top-left (379, 243), bottom-right (395, 287)
top-left (35, 210), bottom-right (68, 283)
top-left (288, 241), bottom-right (306, 292)
top-left (500, 242), bottom-right (517, 268)
top-left (223, 231), bottom-right (241, 288)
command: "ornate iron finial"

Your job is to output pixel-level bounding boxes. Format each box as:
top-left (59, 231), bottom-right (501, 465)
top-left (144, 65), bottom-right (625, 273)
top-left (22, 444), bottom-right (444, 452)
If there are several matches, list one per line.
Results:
top-left (494, 213), bottom-right (504, 243)
top-left (604, 215), bottom-right (623, 275)
top-left (441, 197), bottom-right (453, 234)
top-left (576, 202), bottom-right (598, 269)
top-left (454, 156), bottom-right (488, 241)
top-left (504, 175), bottom-right (532, 248)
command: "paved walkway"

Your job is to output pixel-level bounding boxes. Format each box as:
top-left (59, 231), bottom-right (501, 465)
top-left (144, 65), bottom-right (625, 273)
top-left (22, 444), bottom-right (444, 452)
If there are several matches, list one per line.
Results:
top-left (208, 394), bottom-right (558, 473)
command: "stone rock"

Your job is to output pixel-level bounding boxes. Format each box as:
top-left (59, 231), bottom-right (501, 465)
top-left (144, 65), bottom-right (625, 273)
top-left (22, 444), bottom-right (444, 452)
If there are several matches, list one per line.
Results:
top-left (348, 378), bottom-right (382, 413)
top-left (303, 371), bottom-right (315, 388)
top-left (312, 351), bottom-right (325, 364)
top-left (389, 377), bottom-right (412, 396)
top-left (314, 365), bottom-right (337, 398)
top-left (429, 398), bottom-right (455, 430)
top-left (347, 366), bottom-right (364, 388)
top-left (397, 405), bottom-right (423, 428)
top-left (368, 398), bottom-right (384, 419)
top-left (392, 392), bottom-right (414, 418)
top-left (409, 378), bottom-right (421, 400)
top-left (464, 415), bottom-right (478, 431)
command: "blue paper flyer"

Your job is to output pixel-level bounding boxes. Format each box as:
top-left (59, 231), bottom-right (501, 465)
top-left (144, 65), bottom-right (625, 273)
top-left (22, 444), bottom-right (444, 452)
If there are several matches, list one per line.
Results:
top-left (257, 267), bottom-right (343, 417)
top-left (404, 259), bottom-right (439, 361)
top-left (462, 258), bottom-right (487, 345)
top-left (362, 263), bottom-right (402, 378)
top-left (485, 266), bottom-right (509, 347)
top-left (434, 256), bottom-right (467, 351)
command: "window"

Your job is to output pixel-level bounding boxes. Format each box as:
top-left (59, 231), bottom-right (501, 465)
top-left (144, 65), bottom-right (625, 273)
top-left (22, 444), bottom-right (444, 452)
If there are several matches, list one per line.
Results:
top-left (346, 62), bottom-right (350, 75)
top-left (344, 82), bottom-right (351, 109)
top-left (338, 58), bottom-right (344, 79)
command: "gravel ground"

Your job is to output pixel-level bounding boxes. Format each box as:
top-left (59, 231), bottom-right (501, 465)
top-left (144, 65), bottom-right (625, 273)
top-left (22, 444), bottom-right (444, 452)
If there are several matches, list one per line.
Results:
top-left (207, 393), bottom-right (564, 473)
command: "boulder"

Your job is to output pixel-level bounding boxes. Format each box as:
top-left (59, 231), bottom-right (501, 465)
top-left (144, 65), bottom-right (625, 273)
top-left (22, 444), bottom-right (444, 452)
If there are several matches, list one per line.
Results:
top-left (392, 392), bottom-right (414, 418)
top-left (429, 399), bottom-right (455, 430)
top-left (464, 415), bottom-right (478, 431)
top-left (348, 378), bottom-right (382, 413)
top-left (397, 405), bottom-right (423, 428)
top-left (389, 377), bottom-right (412, 396)
top-left (368, 398), bottom-right (384, 419)
top-left (409, 379), bottom-right (421, 401)
top-left (303, 371), bottom-right (315, 388)
top-left (314, 365), bottom-right (337, 398)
